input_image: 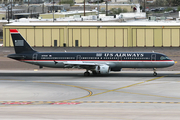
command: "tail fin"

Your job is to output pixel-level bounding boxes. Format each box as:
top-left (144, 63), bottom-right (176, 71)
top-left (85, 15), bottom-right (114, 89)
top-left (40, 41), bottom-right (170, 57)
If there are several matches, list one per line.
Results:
top-left (10, 29), bottom-right (36, 54)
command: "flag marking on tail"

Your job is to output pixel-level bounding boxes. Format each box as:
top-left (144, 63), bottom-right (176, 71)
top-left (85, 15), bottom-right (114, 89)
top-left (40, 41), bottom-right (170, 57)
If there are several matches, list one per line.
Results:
top-left (10, 29), bottom-right (19, 33)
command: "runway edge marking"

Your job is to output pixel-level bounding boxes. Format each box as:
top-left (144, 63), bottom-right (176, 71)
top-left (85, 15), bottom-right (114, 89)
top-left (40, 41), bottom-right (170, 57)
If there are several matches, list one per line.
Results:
top-left (116, 91), bottom-right (180, 99)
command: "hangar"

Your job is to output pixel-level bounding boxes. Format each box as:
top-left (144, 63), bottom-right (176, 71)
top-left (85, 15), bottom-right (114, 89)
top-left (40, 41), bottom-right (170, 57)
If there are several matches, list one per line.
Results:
top-left (3, 22), bottom-right (180, 47)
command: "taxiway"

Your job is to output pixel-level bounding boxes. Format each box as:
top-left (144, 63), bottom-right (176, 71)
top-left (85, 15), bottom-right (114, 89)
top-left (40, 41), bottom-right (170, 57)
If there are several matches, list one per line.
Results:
top-left (0, 70), bottom-right (180, 120)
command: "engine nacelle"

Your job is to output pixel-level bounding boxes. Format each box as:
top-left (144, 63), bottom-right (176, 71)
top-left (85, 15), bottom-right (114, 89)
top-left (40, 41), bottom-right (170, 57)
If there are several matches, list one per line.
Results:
top-left (95, 65), bottom-right (110, 74)
top-left (111, 67), bottom-right (122, 72)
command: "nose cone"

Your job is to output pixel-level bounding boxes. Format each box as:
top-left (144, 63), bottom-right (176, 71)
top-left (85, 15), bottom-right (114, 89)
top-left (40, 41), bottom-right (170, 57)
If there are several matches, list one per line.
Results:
top-left (169, 60), bottom-right (175, 67)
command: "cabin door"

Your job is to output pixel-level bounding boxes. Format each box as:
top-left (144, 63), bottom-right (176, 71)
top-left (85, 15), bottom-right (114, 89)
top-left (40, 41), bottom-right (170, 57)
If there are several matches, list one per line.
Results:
top-left (76, 55), bottom-right (81, 61)
top-left (151, 54), bottom-right (156, 61)
top-left (32, 53), bottom-right (38, 63)
top-left (118, 56), bottom-right (122, 61)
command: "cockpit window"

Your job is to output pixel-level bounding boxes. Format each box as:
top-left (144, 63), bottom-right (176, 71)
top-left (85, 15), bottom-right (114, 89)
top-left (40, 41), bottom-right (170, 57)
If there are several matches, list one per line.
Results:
top-left (160, 56), bottom-right (170, 60)
top-left (166, 57), bottom-right (170, 60)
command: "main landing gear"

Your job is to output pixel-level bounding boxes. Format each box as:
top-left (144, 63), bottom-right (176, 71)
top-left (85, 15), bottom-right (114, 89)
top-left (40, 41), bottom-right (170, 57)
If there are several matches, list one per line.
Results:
top-left (153, 68), bottom-right (157, 76)
top-left (84, 70), bottom-right (98, 76)
top-left (84, 70), bottom-right (90, 76)
top-left (92, 71), bottom-right (98, 75)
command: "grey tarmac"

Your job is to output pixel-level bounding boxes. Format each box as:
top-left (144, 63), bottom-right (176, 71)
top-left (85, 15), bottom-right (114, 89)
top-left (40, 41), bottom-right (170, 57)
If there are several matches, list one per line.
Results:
top-left (0, 70), bottom-right (180, 120)
top-left (0, 47), bottom-right (180, 119)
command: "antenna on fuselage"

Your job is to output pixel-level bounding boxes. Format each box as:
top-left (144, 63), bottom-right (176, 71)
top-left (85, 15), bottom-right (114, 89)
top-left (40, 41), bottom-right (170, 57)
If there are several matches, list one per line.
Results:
top-left (64, 50), bottom-right (67, 52)
top-left (152, 51), bottom-right (154, 53)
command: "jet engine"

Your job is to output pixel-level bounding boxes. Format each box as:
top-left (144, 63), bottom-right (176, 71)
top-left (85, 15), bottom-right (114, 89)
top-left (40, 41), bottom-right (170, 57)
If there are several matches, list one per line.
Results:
top-left (95, 65), bottom-right (110, 74)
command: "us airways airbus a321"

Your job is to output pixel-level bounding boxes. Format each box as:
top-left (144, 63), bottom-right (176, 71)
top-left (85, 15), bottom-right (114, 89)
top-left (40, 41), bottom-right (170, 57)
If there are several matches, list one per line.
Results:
top-left (7, 29), bottom-right (174, 76)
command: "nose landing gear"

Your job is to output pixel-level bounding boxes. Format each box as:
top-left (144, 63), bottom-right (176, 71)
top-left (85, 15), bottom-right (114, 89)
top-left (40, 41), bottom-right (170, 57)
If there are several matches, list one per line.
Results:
top-left (153, 68), bottom-right (157, 76)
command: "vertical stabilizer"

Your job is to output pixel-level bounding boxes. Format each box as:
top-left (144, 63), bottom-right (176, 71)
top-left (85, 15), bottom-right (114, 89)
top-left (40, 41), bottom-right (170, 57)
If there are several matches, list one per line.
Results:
top-left (10, 29), bottom-right (36, 54)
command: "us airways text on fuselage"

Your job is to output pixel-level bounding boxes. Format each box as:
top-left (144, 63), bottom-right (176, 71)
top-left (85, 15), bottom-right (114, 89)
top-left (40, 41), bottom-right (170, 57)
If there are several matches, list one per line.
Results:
top-left (103, 53), bottom-right (144, 57)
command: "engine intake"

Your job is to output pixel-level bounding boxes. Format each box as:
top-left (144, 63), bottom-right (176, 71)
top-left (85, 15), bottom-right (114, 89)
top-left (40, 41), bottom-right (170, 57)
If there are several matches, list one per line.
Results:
top-left (95, 65), bottom-right (110, 74)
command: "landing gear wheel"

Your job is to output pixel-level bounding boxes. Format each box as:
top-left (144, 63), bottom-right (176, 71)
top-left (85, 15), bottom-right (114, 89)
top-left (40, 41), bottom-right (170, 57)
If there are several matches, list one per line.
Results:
top-left (153, 68), bottom-right (157, 76)
top-left (84, 72), bottom-right (90, 76)
top-left (153, 72), bottom-right (157, 76)
top-left (92, 71), bottom-right (97, 75)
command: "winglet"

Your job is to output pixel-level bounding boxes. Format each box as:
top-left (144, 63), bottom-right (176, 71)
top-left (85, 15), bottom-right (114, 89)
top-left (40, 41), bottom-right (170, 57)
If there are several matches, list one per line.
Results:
top-left (10, 29), bottom-right (19, 33)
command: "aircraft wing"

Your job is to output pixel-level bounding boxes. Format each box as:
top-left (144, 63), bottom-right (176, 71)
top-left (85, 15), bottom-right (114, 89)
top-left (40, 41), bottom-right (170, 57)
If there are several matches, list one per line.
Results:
top-left (63, 61), bottom-right (98, 69)
top-left (63, 61), bottom-right (97, 66)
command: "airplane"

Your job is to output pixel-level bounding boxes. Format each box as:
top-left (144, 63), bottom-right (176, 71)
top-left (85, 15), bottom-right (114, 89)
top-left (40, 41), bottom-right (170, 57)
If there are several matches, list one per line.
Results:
top-left (7, 29), bottom-right (174, 76)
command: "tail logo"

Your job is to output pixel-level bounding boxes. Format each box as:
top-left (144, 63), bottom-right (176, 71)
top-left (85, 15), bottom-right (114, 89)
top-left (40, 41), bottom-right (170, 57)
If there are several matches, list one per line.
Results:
top-left (15, 40), bottom-right (24, 46)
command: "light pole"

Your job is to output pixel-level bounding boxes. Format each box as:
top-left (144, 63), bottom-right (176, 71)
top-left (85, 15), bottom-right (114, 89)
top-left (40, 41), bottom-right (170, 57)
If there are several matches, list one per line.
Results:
top-left (98, 0), bottom-right (99, 18)
top-left (8, 6), bottom-right (9, 23)
top-left (53, 0), bottom-right (54, 22)
top-left (84, 0), bottom-right (85, 16)
top-left (144, 0), bottom-right (146, 12)
top-left (28, 0), bottom-right (29, 13)
top-left (106, 0), bottom-right (108, 16)
top-left (11, 0), bottom-right (13, 19)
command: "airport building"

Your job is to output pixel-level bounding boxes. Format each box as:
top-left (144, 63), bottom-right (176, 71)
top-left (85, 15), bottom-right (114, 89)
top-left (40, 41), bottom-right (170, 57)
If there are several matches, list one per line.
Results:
top-left (3, 21), bottom-right (180, 47)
